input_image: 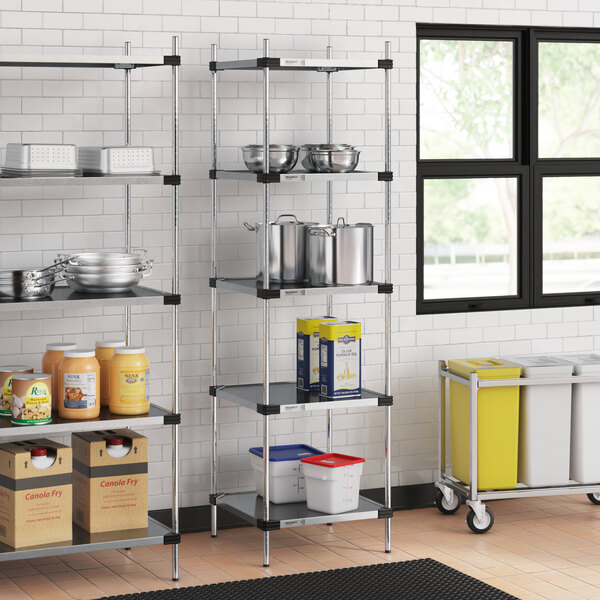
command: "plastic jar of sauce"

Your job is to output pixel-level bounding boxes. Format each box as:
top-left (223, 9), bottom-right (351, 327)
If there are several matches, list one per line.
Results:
top-left (11, 373), bottom-right (52, 426)
top-left (95, 340), bottom-right (125, 407)
top-left (58, 350), bottom-right (100, 420)
top-left (42, 342), bottom-right (77, 411)
top-left (0, 365), bottom-right (33, 417)
top-left (109, 347), bottom-right (150, 415)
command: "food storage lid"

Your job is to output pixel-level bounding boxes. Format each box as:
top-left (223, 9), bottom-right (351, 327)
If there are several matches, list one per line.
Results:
top-left (503, 355), bottom-right (573, 378)
top-left (448, 358), bottom-right (521, 380)
top-left (561, 353), bottom-right (600, 375)
top-left (0, 365), bottom-right (33, 373)
top-left (30, 447), bottom-right (47, 457)
top-left (64, 349), bottom-right (95, 359)
top-left (95, 339), bottom-right (126, 348)
top-left (107, 436), bottom-right (123, 447)
top-left (115, 346), bottom-right (146, 355)
top-left (300, 452), bottom-right (365, 468)
top-left (12, 373), bottom-right (51, 381)
top-left (249, 444), bottom-right (324, 462)
top-left (45, 342), bottom-right (77, 351)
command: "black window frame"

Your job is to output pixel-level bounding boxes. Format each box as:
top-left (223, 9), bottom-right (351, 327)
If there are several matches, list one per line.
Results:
top-left (417, 24), bottom-right (600, 314)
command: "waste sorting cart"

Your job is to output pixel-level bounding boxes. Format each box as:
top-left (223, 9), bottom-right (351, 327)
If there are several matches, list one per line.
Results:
top-left (504, 355), bottom-right (573, 487)
top-left (562, 354), bottom-right (600, 484)
top-left (448, 358), bottom-right (521, 490)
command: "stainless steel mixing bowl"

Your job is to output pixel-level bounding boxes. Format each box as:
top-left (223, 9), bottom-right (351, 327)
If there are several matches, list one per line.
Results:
top-left (309, 149), bottom-right (360, 173)
top-left (242, 145), bottom-right (298, 173)
top-left (299, 144), bottom-right (353, 171)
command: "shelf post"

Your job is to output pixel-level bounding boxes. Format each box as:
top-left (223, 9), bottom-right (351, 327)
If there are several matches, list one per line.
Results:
top-left (262, 37), bottom-right (271, 569)
top-left (384, 40), bottom-right (392, 554)
top-left (210, 42), bottom-right (219, 539)
top-left (124, 41), bottom-right (132, 344)
top-left (170, 34), bottom-right (180, 582)
top-left (326, 44), bottom-right (334, 455)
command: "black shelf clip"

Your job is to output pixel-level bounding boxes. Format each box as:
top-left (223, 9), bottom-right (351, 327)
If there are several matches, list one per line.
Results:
top-left (378, 507), bottom-right (394, 519)
top-left (209, 61), bottom-right (217, 72)
top-left (256, 403), bottom-right (280, 416)
top-left (378, 395), bottom-right (393, 407)
top-left (256, 172), bottom-right (281, 183)
top-left (163, 294), bottom-right (181, 306)
top-left (378, 59), bottom-right (393, 70)
top-left (378, 171), bottom-right (393, 181)
top-left (163, 174), bottom-right (181, 186)
top-left (257, 518), bottom-right (281, 531)
top-left (164, 55), bottom-right (181, 66)
top-left (209, 385), bottom-right (219, 397)
top-left (256, 288), bottom-right (281, 300)
top-left (163, 413), bottom-right (181, 425)
top-left (256, 57), bottom-right (281, 69)
top-left (209, 277), bottom-right (217, 288)
top-left (378, 283), bottom-right (393, 294)
top-left (209, 169), bottom-right (217, 179)
top-left (163, 533), bottom-right (181, 545)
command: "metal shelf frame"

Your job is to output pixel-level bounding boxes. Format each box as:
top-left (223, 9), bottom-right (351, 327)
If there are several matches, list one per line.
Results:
top-left (209, 39), bottom-right (393, 566)
top-left (0, 40), bottom-right (181, 580)
top-left (436, 361), bottom-right (600, 530)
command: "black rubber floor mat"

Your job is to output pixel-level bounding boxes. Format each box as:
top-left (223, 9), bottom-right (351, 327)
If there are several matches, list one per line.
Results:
top-left (100, 558), bottom-right (519, 600)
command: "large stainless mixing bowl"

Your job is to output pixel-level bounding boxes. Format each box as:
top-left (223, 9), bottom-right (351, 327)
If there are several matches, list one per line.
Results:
top-left (299, 144), bottom-right (353, 171)
top-left (309, 149), bottom-right (360, 173)
top-left (242, 145), bottom-right (298, 173)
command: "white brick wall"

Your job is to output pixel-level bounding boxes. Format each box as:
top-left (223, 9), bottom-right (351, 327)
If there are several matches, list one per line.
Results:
top-left (0, 0), bottom-right (596, 510)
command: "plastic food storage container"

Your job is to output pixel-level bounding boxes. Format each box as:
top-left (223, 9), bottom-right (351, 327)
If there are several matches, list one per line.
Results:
top-left (58, 350), bottom-right (100, 419)
top-left (448, 358), bottom-right (521, 490)
top-left (42, 342), bottom-right (77, 411)
top-left (562, 353), bottom-right (600, 483)
top-left (109, 347), bottom-right (150, 415)
top-left (504, 355), bottom-right (573, 487)
top-left (249, 444), bottom-right (324, 504)
top-left (301, 453), bottom-right (365, 514)
top-left (95, 340), bottom-right (125, 406)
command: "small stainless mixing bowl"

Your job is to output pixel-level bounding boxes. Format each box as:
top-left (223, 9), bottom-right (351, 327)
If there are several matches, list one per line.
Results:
top-left (242, 145), bottom-right (298, 173)
top-left (309, 149), bottom-right (360, 173)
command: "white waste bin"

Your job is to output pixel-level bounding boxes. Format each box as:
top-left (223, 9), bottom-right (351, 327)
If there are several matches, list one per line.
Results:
top-left (562, 354), bottom-right (600, 484)
top-left (504, 355), bottom-right (573, 487)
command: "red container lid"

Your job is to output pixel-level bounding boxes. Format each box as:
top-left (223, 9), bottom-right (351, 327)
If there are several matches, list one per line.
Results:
top-left (300, 452), bottom-right (365, 468)
top-left (30, 447), bottom-right (47, 457)
top-left (107, 437), bottom-right (123, 447)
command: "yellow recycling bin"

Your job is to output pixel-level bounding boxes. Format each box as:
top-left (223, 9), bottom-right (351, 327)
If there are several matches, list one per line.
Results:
top-left (448, 358), bottom-right (521, 491)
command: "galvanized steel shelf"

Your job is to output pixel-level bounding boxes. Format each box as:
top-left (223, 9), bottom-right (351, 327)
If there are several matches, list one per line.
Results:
top-left (213, 277), bottom-right (390, 298)
top-left (214, 382), bottom-right (392, 415)
top-left (0, 285), bottom-right (176, 312)
top-left (435, 362), bottom-right (600, 534)
top-left (209, 39), bottom-right (394, 567)
top-left (0, 404), bottom-right (175, 440)
top-left (0, 41), bottom-right (181, 580)
top-left (0, 518), bottom-right (174, 562)
top-left (216, 492), bottom-right (388, 530)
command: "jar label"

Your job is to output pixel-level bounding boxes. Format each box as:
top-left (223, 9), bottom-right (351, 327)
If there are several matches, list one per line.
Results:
top-left (12, 382), bottom-right (52, 425)
top-left (118, 369), bottom-right (149, 404)
top-left (64, 373), bottom-right (97, 409)
top-left (0, 376), bottom-right (13, 415)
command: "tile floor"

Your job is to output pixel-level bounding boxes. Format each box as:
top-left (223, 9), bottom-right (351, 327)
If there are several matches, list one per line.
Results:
top-left (3, 495), bottom-right (600, 599)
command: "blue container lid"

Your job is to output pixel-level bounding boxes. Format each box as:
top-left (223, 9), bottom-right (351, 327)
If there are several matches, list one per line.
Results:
top-left (249, 444), bottom-right (324, 462)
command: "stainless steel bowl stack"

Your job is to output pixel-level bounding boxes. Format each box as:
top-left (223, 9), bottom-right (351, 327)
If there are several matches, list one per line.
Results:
top-left (308, 145), bottom-right (360, 173)
top-left (61, 252), bottom-right (153, 294)
top-left (242, 145), bottom-right (298, 173)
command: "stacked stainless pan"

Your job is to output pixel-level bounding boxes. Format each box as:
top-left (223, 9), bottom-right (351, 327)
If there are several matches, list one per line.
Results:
top-left (0, 267), bottom-right (58, 299)
top-left (61, 252), bottom-right (153, 294)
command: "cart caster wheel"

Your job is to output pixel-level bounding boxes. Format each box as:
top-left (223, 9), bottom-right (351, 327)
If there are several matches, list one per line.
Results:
top-left (587, 492), bottom-right (600, 505)
top-left (435, 489), bottom-right (461, 515)
top-left (466, 507), bottom-right (494, 534)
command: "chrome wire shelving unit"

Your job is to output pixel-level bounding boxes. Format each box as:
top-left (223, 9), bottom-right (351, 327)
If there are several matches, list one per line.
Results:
top-left (436, 361), bottom-right (600, 534)
top-left (209, 39), bottom-right (393, 567)
top-left (0, 39), bottom-right (181, 580)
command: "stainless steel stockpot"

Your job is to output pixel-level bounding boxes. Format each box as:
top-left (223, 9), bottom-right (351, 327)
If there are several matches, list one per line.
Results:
top-left (307, 225), bottom-right (336, 286)
top-left (243, 214), bottom-right (316, 282)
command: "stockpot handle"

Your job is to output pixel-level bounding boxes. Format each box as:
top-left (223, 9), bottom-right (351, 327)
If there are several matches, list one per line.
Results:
top-left (308, 226), bottom-right (335, 237)
top-left (274, 214), bottom-right (301, 225)
top-left (335, 216), bottom-right (347, 228)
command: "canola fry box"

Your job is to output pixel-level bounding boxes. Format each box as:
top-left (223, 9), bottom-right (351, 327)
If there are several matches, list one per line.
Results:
top-left (297, 316), bottom-right (337, 391)
top-left (319, 321), bottom-right (361, 398)
top-left (72, 429), bottom-right (148, 534)
top-left (0, 439), bottom-right (72, 548)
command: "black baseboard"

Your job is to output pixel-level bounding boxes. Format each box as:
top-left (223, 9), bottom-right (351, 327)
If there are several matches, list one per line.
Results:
top-left (150, 483), bottom-right (435, 534)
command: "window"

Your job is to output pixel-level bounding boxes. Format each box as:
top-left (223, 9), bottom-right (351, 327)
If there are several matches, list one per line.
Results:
top-left (417, 25), bottom-right (600, 313)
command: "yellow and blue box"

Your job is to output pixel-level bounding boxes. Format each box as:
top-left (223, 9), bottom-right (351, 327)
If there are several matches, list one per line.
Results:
top-left (319, 321), bottom-right (361, 398)
top-left (297, 316), bottom-right (337, 391)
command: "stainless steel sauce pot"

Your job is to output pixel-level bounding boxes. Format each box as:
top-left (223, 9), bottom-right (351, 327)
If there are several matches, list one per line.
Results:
top-left (243, 214), bottom-right (315, 282)
top-left (308, 225), bottom-right (336, 286)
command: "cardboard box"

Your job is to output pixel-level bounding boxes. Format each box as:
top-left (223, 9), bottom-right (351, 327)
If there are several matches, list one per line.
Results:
top-left (72, 429), bottom-right (148, 533)
top-left (0, 439), bottom-right (72, 548)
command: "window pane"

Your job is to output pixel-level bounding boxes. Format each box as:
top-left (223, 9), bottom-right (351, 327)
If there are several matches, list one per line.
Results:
top-left (419, 39), bottom-right (514, 160)
top-left (423, 178), bottom-right (518, 299)
top-left (543, 177), bottom-right (600, 294)
top-left (539, 43), bottom-right (600, 158)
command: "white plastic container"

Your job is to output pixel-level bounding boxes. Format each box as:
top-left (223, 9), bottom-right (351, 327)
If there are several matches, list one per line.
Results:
top-left (30, 447), bottom-right (55, 470)
top-left (249, 444), bottom-right (323, 504)
top-left (504, 355), bottom-right (573, 487)
top-left (562, 353), bottom-right (600, 483)
top-left (106, 436), bottom-right (131, 458)
top-left (301, 453), bottom-right (365, 514)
